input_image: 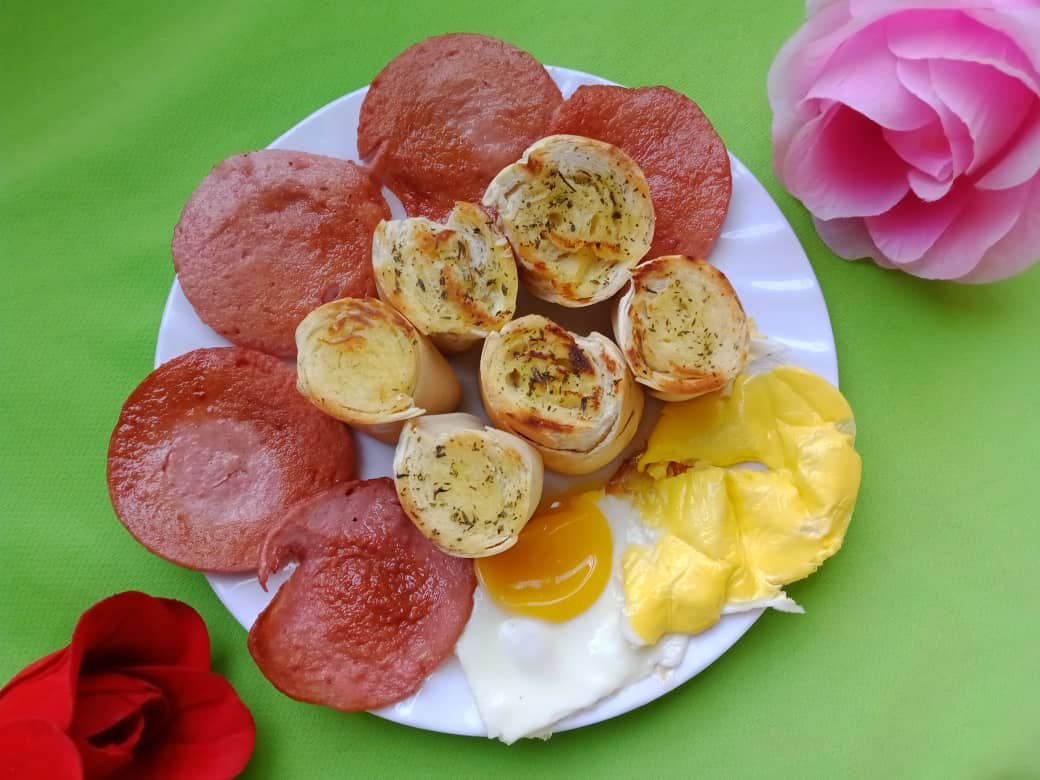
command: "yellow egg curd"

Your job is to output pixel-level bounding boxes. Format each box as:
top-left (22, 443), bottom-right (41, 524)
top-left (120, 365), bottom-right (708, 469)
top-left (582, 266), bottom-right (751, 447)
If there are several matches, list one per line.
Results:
top-left (619, 365), bottom-right (862, 643)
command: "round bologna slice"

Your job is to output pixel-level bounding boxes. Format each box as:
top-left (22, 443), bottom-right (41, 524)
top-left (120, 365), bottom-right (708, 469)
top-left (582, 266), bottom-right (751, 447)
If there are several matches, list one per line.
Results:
top-left (548, 85), bottom-right (731, 260)
top-left (172, 150), bottom-right (389, 358)
top-left (358, 33), bottom-right (563, 219)
top-left (107, 347), bottom-right (356, 572)
top-left (248, 478), bottom-right (477, 711)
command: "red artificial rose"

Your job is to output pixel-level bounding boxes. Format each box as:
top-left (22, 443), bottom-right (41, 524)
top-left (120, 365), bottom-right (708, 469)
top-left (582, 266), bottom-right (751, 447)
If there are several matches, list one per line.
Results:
top-left (0, 592), bottom-right (255, 779)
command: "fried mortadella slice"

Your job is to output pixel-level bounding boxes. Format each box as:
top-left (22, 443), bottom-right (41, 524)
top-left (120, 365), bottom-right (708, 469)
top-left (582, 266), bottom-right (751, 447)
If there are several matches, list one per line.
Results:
top-left (357, 33), bottom-right (563, 219)
top-left (295, 297), bottom-right (460, 443)
top-left (479, 314), bottom-right (644, 475)
top-left (393, 413), bottom-right (544, 557)
top-left (483, 135), bottom-right (654, 306)
top-left (613, 256), bottom-right (750, 401)
top-left (248, 478), bottom-right (476, 711)
top-left (372, 202), bottom-right (518, 353)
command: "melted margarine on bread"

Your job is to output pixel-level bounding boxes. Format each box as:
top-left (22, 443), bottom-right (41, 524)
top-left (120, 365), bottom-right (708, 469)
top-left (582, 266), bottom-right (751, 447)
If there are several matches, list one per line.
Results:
top-left (613, 256), bottom-right (750, 401)
top-left (483, 135), bottom-right (654, 307)
top-left (393, 413), bottom-right (544, 557)
top-left (372, 202), bottom-right (519, 353)
top-left (295, 297), bottom-right (460, 442)
top-left (479, 314), bottom-right (644, 475)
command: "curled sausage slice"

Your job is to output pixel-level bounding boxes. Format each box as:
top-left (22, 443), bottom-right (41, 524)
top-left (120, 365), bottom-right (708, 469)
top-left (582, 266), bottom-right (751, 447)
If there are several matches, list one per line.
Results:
top-left (248, 478), bottom-right (477, 711)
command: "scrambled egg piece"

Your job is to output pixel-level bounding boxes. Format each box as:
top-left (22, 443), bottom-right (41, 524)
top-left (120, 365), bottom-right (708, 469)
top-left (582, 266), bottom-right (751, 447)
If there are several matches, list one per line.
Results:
top-left (621, 365), bottom-right (862, 643)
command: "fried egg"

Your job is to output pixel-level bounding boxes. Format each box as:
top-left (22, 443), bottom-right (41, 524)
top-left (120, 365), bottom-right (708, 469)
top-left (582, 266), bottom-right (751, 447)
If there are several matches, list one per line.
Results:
top-left (455, 364), bottom-right (861, 742)
top-left (455, 489), bottom-right (687, 744)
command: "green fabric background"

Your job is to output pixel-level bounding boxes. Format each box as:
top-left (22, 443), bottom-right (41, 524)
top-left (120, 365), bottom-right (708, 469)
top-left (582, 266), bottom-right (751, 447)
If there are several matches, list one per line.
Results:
top-left (2, 1), bottom-right (1039, 777)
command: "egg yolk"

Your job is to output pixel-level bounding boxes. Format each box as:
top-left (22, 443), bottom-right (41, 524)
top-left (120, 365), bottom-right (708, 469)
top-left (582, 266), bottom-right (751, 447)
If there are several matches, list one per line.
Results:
top-left (476, 491), bottom-right (612, 622)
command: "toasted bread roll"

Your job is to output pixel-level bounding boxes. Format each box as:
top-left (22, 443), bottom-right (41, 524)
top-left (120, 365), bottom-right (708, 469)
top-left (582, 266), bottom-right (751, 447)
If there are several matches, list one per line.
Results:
top-left (612, 256), bottom-right (749, 401)
top-left (295, 298), bottom-right (460, 442)
top-left (393, 413), bottom-right (544, 557)
top-left (372, 202), bottom-right (518, 353)
top-left (482, 135), bottom-right (654, 307)
top-left (479, 314), bottom-right (644, 475)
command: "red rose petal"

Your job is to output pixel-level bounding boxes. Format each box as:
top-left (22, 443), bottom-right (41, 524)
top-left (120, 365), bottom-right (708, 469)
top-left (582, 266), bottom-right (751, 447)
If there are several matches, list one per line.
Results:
top-left (72, 592), bottom-right (211, 672)
top-left (0, 594), bottom-right (253, 779)
top-left (1, 592), bottom-right (210, 729)
top-left (0, 719), bottom-right (82, 779)
top-left (117, 666), bottom-right (255, 780)
top-left (68, 671), bottom-right (166, 778)
top-left (0, 649), bottom-right (77, 728)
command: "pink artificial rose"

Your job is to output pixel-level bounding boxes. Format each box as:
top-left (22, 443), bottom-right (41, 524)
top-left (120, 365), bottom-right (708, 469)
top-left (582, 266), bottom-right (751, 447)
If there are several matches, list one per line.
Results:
top-left (769, 0), bottom-right (1040, 282)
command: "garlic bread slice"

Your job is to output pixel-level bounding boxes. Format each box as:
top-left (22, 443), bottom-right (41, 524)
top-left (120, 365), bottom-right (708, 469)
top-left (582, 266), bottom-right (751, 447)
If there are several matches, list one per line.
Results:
top-left (295, 297), bottom-right (460, 442)
top-left (613, 255), bottom-right (749, 401)
top-left (372, 202), bottom-right (518, 353)
top-left (479, 314), bottom-right (644, 475)
top-left (483, 134), bottom-right (654, 307)
top-left (393, 413), bottom-right (544, 557)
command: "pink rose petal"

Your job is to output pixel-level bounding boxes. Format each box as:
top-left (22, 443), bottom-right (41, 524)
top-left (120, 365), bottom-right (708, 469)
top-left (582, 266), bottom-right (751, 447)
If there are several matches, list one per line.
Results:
top-left (771, 0), bottom-right (1040, 282)
top-left (896, 58), bottom-right (974, 176)
top-left (929, 59), bottom-right (1033, 175)
top-left (806, 0), bottom-right (840, 17)
top-left (783, 103), bottom-right (909, 219)
top-left (812, 214), bottom-right (885, 264)
top-left (883, 120), bottom-right (953, 180)
top-left (957, 178), bottom-right (1040, 282)
top-left (887, 8), bottom-right (1040, 93)
top-left (864, 185), bottom-right (967, 264)
top-left (852, 0), bottom-right (1038, 14)
top-left (903, 181), bottom-right (1030, 279)
top-left (768, 2), bottom-right (911, 152)
top-left (975, 106), bottom-right (1040, 190)
top-left (769, 1), bottom-right (858, 154)
top-left (805, 23), bottom-right (934, 131)
top-left (967, 7), bottom-right (1040, 73)
top-left (907, 169), bottom-right (955, 202)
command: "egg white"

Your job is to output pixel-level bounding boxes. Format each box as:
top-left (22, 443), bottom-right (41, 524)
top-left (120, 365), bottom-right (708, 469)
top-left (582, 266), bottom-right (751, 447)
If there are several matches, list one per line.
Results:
top-left (455, 493), bottom-right (687, 744)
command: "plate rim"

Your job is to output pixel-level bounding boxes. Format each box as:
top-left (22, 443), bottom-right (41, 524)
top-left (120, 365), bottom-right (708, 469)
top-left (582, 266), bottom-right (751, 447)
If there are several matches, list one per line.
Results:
top-left (154, 64), bottom-right (838, 739)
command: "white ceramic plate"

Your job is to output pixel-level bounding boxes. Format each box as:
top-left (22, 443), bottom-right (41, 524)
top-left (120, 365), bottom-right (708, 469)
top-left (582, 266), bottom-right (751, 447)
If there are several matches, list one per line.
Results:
top-left (155, 66), bottom-right (837, 738)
